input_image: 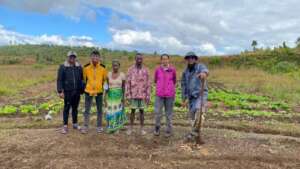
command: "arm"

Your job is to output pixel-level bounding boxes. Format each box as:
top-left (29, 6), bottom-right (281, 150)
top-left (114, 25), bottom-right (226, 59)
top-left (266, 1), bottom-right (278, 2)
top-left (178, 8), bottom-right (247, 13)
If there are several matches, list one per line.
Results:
top-left (79, 66), bottom-right (84, 94)
top-left (57, 65), bottom-right (64, 94)
top-left (145, 69), bottom-right (151, 104)
top-left (125, 69), bottom-right (131, 100)
top-left (181, 71), bottom-right (188, 101)
top-left (173, 68), bottom-right (177, 85)
top-left (83, 67), bottom-right (87, 88)
top-left (154, 68), bottom-right (158, 84)
top-left (122, 78), bottom-right (126, 104)
top-left (104, 78), bottom-right (109, 107)
top-left (198, 64), bottom-right (209, 79)
top-left (103, 68), bottom-right (108, 88)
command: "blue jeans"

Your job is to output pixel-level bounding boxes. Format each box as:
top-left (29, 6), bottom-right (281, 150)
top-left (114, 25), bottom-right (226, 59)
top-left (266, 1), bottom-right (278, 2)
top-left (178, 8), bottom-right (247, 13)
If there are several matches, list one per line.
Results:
top-left (188, 94), bottom-right (207, 120)
top-left (154, 96), bottom-right (174, 133)
top-left (84, 93), bottom-right (103, 128)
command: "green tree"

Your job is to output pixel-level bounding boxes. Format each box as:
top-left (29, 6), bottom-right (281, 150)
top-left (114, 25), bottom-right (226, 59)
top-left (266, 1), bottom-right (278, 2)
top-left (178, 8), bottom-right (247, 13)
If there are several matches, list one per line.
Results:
top-left (296, 37), bottom-right (300, 46)
top-left (283, 41), bottom-right (287, 48)
top-left (251, 40), bottom-right (258, 51)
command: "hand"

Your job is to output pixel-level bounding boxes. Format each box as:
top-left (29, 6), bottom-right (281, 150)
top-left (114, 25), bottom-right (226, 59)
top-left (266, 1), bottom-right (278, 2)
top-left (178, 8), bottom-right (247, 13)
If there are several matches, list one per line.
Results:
top-left (104, 100), bottom-right (108, 108)
top-left (125, 99), bottom-right (130, 106)
top-left (58, 92), bottom-right (64, 99)
top-left (121, 99), bottom-right (125, 106)
top-left (198, 72), bottom-right (207, 80)
top-left (145, 98), bottom-right (150, 105)
top-left (181, 99), bottom-right (188, 108)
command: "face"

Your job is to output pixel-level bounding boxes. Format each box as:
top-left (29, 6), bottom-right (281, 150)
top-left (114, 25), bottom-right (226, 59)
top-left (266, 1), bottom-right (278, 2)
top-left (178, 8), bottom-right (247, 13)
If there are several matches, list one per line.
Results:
top-left (68, 56), bottom-right (76, 65)
top-left (112, 62), bottom-right (120, 72)
top-left (186, 57), bottom-right (197, 65)
top-left (135, 55), bottom-right (143, 65)
top-left (161, 55), bottom-right (169, 66)
top-left (91, 54), bottom-right (100, 65)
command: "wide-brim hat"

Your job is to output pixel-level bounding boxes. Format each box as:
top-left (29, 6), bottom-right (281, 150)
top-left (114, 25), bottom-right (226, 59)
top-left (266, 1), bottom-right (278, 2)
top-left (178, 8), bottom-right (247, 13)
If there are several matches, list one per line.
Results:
top-left (184, 51), bottom-right (198, 60)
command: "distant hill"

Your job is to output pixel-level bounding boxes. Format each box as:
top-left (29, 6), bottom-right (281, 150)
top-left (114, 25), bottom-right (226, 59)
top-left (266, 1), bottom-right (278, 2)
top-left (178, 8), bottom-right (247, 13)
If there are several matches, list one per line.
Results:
top-left (0, 44), bottom-right (138, 65)
top-left (1, 44), bottom-right (300, 73)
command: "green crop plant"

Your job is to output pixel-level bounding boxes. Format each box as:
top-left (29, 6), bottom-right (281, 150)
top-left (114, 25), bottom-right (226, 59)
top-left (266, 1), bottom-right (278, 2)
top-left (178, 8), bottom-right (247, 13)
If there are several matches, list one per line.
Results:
top-left (223, 110), bottom-right (276, 118)
top-left (0, 105), bottom-right (18, 115)
top-left (20, 105), bottom-right (36, 114)
top-left (20, 104), bottom-right (40, 115)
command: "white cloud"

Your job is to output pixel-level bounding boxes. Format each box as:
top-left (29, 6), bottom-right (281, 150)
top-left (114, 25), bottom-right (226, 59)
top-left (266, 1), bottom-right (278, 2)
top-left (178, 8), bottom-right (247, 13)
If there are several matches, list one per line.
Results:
top-left (109, 29), bottom-right (190, 54)
top-left (0, 25), bottom-right (100, 47)
top-left (112, 29), bottom-right (153, 45)
top-left (199, 43), bottom-right (217, 55)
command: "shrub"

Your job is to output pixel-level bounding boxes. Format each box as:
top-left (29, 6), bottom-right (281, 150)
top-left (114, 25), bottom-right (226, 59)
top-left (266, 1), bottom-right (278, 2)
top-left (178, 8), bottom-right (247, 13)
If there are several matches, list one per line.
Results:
top-left (272, 61), bottom-right (298, 73)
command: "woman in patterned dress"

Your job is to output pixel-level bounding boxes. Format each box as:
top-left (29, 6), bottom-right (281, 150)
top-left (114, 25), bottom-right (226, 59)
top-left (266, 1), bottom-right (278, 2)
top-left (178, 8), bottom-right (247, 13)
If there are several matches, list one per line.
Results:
top-left (104, 60), bottom-right (127, 133)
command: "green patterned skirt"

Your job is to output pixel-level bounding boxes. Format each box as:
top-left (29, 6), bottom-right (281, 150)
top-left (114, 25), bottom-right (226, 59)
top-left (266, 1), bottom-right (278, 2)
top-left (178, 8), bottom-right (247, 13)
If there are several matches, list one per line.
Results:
top-left (105, 88), bottom-right (127, 133)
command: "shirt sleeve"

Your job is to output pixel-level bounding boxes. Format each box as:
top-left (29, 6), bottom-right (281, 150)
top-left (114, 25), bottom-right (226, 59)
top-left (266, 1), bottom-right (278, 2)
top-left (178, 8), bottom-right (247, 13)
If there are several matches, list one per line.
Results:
top-left (125, 69), bottom-right (132, 99)
top-left (173, 68), bottom-right (177, 85)
top-left (83, 67), bottom-right (87, 84)
top-left (57, 65), bottom-right (64, 93)
top-left (154, 68), bottom-right (158, 84)
top-left (103, 68), bottom-right (108, 82)
top-left (198, 64), bottom-right (209, 74)
top-left (145, 68), bottom-right (151, 101)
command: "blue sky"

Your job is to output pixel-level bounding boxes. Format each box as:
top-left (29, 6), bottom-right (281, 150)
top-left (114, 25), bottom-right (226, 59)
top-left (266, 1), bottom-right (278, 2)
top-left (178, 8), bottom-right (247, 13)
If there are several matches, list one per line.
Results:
top-left (0, 0), bottom-right (300, 55)
top-left (0, 5), bottom-right (112, 43)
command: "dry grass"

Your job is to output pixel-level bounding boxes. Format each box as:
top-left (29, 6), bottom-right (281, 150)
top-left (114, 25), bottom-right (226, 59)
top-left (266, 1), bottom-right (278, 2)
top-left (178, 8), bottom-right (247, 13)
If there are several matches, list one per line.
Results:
top-left (0, 65), bottom-right (56, 96)
top-left (209, 67), bottom-right (300, 105)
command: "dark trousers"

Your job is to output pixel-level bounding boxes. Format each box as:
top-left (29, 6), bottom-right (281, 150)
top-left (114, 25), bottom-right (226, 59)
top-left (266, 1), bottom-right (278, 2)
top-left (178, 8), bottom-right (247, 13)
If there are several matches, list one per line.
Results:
top-left (84, 93), bottom-right (103, 128)
top-left (63, 91), bottom-right (80, 125)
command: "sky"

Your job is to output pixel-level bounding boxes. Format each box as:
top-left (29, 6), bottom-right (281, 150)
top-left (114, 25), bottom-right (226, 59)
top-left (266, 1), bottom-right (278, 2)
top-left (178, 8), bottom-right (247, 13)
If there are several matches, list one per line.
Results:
top-left (0, 0), bottom-right (300, 55)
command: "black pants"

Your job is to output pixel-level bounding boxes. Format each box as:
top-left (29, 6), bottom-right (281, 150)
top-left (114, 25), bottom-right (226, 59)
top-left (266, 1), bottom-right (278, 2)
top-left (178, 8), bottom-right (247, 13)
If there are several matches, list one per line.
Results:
top-left (63, 91), bottom-right (80, 125)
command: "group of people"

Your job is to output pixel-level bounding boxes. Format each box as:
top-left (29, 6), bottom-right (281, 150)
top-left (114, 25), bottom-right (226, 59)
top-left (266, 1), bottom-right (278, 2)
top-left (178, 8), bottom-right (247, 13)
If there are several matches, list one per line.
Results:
top-left (57, 50), bottom-right (208, 142)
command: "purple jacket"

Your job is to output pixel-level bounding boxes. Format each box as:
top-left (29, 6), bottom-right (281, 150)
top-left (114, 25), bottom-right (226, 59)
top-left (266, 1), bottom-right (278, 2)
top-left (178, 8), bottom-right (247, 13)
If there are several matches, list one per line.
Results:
top-left (154, 65), bottom-right (177, 98)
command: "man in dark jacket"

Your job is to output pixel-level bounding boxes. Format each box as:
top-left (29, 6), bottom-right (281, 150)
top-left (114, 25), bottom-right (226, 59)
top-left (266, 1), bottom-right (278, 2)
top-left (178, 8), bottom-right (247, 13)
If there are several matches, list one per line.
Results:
top-left (57, 51), bottom-right (83, 134)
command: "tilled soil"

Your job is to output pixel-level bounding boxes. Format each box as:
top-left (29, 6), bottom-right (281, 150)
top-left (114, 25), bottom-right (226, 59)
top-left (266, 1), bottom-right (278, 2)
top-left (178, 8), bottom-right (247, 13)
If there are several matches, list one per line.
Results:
top-left (1, 126), bottom-right (300, 169)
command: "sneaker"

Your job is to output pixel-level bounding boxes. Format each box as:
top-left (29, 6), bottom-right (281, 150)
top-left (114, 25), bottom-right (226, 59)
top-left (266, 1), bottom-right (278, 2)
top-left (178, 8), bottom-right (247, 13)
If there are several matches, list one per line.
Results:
top-left (73, 124), bottom-right (80, 130)
top-left (197, 136), bottom-right (205, 145)
top-left (184, 133), bottom-right (194, 141)
top-left (140, 128), bottom-right (147, 136)
top-left (96, 127), bottom-right (104, 133)
top-left (164, 131), bottom-right (172, 138)
top-left (61, 126), bottom-right (68, 134)
top-left (80, 126), bottom-right (88, 134)
top-left (191, 130), bottom-right (199, 137)
top-left (153, 126), bottom-right (160, 136)
top-left (126, 128), bottom-right (133, 135)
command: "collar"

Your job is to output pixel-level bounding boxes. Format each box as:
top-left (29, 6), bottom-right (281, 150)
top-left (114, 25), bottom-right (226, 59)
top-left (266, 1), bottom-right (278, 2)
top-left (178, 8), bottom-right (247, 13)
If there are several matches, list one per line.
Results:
top-left (64, 61), bottom-right (80, 67)
top-left (160, 64), bottom-right (171, 71)
top-left (90, 62), bottom-right (100, 68)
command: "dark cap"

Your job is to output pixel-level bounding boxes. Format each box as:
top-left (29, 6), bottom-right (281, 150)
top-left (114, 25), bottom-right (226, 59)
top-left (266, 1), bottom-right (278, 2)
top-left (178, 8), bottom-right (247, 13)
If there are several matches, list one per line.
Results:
top-left (184, 51), bottom-right (198, 60)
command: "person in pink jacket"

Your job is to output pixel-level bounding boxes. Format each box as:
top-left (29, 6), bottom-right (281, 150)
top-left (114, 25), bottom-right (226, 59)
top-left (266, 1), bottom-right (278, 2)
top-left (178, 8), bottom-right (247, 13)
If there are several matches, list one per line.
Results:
top-left (153, 54), bottom-right (177, 137)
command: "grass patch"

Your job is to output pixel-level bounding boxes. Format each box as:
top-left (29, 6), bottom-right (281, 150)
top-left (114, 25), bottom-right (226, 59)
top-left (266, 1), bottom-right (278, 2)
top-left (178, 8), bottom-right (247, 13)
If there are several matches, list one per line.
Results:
top-left (210, 67), bottom-right (300, 105)
top-left (0, 65), bottom-right (56, 96)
